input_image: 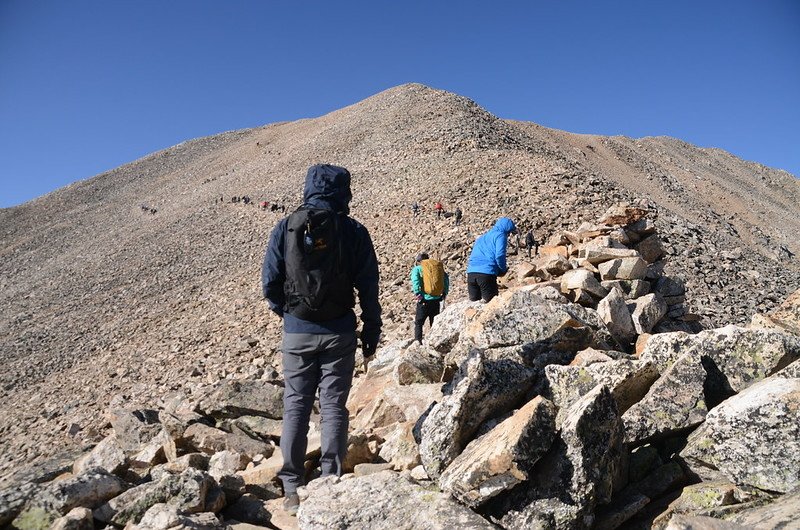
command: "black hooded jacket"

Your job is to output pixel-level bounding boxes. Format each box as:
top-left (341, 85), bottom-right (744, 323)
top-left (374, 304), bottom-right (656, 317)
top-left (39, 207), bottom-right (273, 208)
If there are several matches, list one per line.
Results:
top-left (261, 165), bottom-right (382, 345)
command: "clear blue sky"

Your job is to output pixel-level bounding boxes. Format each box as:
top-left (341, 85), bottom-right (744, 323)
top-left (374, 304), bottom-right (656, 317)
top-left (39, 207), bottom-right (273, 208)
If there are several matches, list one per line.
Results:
top-left (1, 1), bottom-right (798, 208)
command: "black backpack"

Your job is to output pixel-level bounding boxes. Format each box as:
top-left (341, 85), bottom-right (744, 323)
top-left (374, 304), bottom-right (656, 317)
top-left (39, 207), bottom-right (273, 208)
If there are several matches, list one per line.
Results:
top-left (283, 207), bottom-right (355, 321)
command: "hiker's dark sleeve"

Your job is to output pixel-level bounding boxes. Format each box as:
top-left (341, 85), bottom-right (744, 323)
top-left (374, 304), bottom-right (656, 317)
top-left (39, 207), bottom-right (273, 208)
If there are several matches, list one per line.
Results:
top-left (352, 224), bottom-right (382, 346)
top-left (262, 220), bottom-right (286, 317)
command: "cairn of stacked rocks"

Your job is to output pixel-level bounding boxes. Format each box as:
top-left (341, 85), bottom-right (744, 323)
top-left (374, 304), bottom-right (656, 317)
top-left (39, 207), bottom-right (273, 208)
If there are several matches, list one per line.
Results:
top-left (507, 203), bottom-right (702, 353)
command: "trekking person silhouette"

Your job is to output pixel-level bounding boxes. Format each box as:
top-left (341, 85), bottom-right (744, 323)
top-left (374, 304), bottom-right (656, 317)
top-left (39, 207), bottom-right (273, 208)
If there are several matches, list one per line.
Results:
top-left (525, 230), bottom-right (538, 258)
top-left (466, 217), bottom-right (517, 302)
top-left (410, 253), bottom-right (449, 344)
top-left (262, 164), bottom-right (382, 516)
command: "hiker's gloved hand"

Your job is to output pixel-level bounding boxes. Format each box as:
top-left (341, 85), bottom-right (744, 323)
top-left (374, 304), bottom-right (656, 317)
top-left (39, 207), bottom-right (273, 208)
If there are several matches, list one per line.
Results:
top-left (415, 294), bottom-right (423, 302)
top-left (362, 341), bottom-right (377, 359)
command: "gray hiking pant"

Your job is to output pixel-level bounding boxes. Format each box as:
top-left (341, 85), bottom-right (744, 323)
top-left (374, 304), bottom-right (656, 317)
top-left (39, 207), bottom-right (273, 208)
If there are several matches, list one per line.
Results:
top-left (278, 331), bottom-right (356, 494)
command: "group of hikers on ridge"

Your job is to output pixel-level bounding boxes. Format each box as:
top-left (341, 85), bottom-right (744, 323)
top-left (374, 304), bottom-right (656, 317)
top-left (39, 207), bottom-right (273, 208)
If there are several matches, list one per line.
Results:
top-left (261, 164), bottom-right (520, 516)
top-left (411, 200), bottom-right (463, 225)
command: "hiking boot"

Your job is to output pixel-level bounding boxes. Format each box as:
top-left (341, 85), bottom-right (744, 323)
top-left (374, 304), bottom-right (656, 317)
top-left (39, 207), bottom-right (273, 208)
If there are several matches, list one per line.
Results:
top-left (283, 493), bottom-right (300, 516)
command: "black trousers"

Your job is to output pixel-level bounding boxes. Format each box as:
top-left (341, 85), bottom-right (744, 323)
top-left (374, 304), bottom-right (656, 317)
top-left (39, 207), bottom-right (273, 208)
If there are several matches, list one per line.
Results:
top-left (467, 272), bottom-right (499, 302)
top-left (414, 299), bottom-right (441, 342)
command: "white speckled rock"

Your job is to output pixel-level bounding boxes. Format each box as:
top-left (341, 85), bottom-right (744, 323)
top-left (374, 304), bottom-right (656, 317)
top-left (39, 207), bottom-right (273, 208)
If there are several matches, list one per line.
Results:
top-left (681, 377), bottom-right (800, 493)
top-left (298, 472), bottom-right (497, 529)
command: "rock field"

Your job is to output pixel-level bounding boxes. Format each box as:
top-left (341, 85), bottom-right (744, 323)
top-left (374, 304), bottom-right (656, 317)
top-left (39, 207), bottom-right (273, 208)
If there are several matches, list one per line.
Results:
top-left (0, 83), bottom-right (799, 529)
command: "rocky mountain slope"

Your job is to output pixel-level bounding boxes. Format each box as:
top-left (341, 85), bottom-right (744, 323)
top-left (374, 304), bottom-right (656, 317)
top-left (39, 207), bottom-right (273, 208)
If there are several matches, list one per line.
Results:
top-left (2, 207), bottom-right (798, 530)
top-left (1, 83), bottom-right (799, 480)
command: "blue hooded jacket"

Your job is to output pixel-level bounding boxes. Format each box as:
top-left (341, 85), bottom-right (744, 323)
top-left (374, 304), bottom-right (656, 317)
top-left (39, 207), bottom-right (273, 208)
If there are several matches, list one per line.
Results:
top-left (261, 165), bottom-right (382, 345)
top-left (466, 217), bottom-right (517, 275)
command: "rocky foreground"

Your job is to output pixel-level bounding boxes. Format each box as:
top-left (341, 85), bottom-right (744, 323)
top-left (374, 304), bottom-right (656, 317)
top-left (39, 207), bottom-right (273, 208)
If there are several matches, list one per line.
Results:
top-left (1, 205), bottom-right (799, 530)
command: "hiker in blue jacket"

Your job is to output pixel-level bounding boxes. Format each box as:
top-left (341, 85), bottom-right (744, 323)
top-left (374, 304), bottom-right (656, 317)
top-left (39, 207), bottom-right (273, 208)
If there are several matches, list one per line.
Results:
top-left (410, 253), bottom-right (449, 344)
top-left (466, 217), bottom-right (517, 302)
top-left (262, 164), bottom-right (382, 515)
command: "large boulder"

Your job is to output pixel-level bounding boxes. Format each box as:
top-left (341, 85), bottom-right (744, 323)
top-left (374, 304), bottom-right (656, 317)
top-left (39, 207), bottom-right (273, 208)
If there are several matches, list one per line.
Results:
top-left (350, 378), bottom-right (442, 433)
top-left (182, 423), bottom-right (273, 459)
top-left (195, 380), bottom-right (283, 420)
top-left (533, 253), bottom-right (572, 280)
top-left (597, 205), bottom-right (648, 226)
top-left (108, 408), bottom-right (162, 454)
top-left (622, 351), bottom-right (708, 445)
top-left (207, 451), bottom-right (250, 482)
top-left (597, 288), bottom-right (637, 347)
top-left (629, 293), bottom-right (667, 334)
top-left (776, 359), bottom-right (800, 378)
top-left (221, 493), bottom-right (272, 527)
top-left (228, 415), bottom-right (282, 442)
top-left (640, 326), bottom-right (800, 384)
top-left (297, 472), bottom-right (497, 529)
top-left (0, 482), bottom-right (39, 527)
top-left (580, 248), bottom-right (641, 265)
top-left (393, 342), bottom-right (445, 385)
top-left (635, 235), bottom-right (666, 263)
top-left (377, 422), bottom-right (421, 470)
top-left (418, 349), bottom-right (536, 478)
top-left (561, 269), bottom-right (608, 299)
top-left (462, 287), bottom-right (611, 352)
top-left (680, 377), bottom-right (800, 493)
top-left (439, 396), bottom-right (556, 507)
top-left (598, 257), bottom-right (648, 281)
top-left (50, 507), bottom-right (94, 530)
top-left (425, 300), bottom-right (482, 353)
top-left (544, 359), bottom-right (659, 426)
top-left (487, 385), bottom-right (625, 530)
top-left (749, 287), bottom-right (800, 336)
top-left (601, 280), bottom-right (651, 300)
top-left (13, 469), bottom-right (126, 530)
top-left (73, 435), bottom-right (127, 475)
top-left (236, 453), bottom-right (284, 487)
top-left (130, 503), bottom-right (222, 530)
top-left (94, 468), bottom-right (217, 526)
top-left (560, 385), bottom-right (626, 510)
top-left (652, 480), bottom-right (740, 528)
top-left (728, 487), bottom-right (800, 528)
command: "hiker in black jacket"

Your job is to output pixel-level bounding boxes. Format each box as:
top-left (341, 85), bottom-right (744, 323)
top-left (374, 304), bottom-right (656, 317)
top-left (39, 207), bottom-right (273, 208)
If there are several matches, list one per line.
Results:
top-left (262, 164), bottom-right (382, 515)
top-left (525, 230), bottom-right (538, 258)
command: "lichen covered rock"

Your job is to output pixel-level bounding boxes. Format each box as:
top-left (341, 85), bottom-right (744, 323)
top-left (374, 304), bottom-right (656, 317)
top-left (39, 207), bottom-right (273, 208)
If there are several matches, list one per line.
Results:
top-left (680, 377), bottom-right (800, 493)
top-left (297, 472), bottom-right (497, 529)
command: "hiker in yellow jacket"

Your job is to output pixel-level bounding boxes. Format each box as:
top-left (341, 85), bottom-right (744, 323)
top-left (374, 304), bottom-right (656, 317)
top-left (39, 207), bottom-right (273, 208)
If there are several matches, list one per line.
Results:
top-left (410, 253), bottom-right (449, 344)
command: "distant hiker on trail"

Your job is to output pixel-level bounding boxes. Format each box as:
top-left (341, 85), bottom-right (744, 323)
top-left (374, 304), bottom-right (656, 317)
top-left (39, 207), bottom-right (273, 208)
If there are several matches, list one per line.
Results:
top-left (525, 230), bottom-right (538, 258)
top-left (466, 217), bottom-right (517, 303)
top-left (454, 207), bottom-right (463, 226)
top-left (411, 201), bottom-right (420, 217)
top-left (262, 164), bottom-right (382, 516)
top-left (434, 201), bottom-right (444, 219)
top-left (410, 253), bottom-right (449, 344)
